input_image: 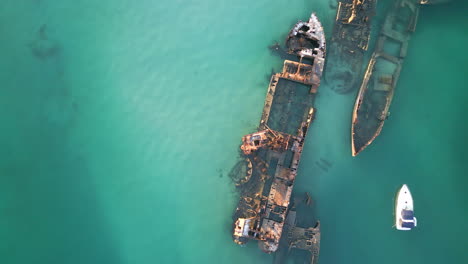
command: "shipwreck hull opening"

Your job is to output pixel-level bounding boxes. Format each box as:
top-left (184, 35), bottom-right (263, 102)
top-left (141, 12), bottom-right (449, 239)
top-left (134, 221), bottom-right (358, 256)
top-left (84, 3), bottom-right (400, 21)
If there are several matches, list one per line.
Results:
top-left (287, 35), bottom-right (320, 54)
top-left (267, 79), bottom-right (313, 135)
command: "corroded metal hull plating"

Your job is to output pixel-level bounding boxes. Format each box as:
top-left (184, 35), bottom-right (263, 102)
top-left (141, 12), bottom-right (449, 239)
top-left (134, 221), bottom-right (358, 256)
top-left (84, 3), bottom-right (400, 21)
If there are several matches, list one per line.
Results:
top-left (232, 13), bottom-right (325, 256)
top-left (351, 0), bottom-right (421, 156)
top-left (326, 0), bottom-right (376, 94)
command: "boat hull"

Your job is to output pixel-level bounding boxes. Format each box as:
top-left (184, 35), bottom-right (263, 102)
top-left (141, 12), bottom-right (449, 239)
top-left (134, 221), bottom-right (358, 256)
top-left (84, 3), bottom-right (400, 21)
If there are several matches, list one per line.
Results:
top-left (350, 0), bottom-right (421, 156)
top-left (351, 53), bottom-right (401, 156)
top-left (232, 13), bottom-right (325, 255)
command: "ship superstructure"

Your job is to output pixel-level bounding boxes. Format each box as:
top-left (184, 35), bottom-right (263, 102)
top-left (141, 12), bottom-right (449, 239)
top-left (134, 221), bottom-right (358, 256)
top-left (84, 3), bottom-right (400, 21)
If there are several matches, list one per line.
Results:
top-left (232, 13), bottom-right (325, 255)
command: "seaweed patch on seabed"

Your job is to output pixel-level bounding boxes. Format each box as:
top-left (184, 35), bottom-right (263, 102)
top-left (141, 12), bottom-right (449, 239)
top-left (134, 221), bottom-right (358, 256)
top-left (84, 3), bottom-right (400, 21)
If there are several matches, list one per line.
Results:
top-left (268, 42), bottom-right (297, 61)
top-left (294, 192), bottom-right (314, 207)
top-left (315, 157), bottom-right (332, 172)
top-left (216, 168), bottom-right (224, 178)
top-left (227, 155), bottom-right (249, 187)
top-left (263, 68), bottom-right (277, 84)
top-left (29, 24), bottom-right (60, 60)
top-left (28, 25), bottom-right (79, 131)
top-left (329, 0), bottom-right (338, 9)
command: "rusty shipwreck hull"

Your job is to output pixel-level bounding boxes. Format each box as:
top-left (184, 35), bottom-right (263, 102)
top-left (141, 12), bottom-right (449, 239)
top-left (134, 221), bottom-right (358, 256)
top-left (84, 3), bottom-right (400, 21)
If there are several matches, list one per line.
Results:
top-left (232, 13), bottom-right (325, 255)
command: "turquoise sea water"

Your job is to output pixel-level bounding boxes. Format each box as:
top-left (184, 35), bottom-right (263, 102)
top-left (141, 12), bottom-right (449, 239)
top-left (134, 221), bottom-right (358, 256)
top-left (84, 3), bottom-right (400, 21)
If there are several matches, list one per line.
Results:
top-left (0, 0), bottom-right (467, 263)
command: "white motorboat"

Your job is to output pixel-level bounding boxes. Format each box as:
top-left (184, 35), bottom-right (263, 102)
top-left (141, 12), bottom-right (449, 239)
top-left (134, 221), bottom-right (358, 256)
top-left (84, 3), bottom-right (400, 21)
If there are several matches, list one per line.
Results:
top-left (395, 184), bottom-right (417, 230)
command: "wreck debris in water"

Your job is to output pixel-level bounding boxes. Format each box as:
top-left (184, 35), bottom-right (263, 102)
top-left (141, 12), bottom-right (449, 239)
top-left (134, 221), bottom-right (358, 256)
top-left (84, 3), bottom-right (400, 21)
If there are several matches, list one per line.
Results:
top-left (420, 0), bottom-right (452, 4)
top-left (273, 202), bottom-right (321, 264)
top-left (29, 24), bottom-right (60, 60)
top-left (232, 13), bottom-right (325, 258)
top-left (325, 0), bottom-right (377, 94)
top-left (351, 0), bottom-right (421, 156)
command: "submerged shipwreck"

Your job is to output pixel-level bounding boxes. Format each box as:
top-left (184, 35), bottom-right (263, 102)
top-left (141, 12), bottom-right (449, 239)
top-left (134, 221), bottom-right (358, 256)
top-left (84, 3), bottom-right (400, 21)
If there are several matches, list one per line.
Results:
top-left (273, 206), bottom-right (321, 264)
top-left (326, 0), bottom-right (376, 94)
top-left (351, 0), bottom-right (421, 156)
top-left (231, 13), bottom-right (325, 262)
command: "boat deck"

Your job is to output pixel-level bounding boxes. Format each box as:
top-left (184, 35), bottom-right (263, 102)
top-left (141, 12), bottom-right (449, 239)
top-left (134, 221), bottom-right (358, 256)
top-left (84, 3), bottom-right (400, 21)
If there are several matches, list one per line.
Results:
top-left (233, 64), bottom-right (317, 251)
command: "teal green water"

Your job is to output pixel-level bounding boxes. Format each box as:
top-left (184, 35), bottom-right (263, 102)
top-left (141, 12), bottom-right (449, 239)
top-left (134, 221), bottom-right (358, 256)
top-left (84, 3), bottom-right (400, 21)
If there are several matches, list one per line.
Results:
top-left (0, 1), bottom-right (467, 263)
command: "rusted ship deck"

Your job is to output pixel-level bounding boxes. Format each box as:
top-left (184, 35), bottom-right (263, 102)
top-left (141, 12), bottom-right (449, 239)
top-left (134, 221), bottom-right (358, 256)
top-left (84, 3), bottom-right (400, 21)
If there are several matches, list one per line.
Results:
top-left (351, 0), bottom-right (421, 156)
top-left (325, 0), bottom-right (376, 94)
top-left (232, 13), bottom-right (325, 257)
